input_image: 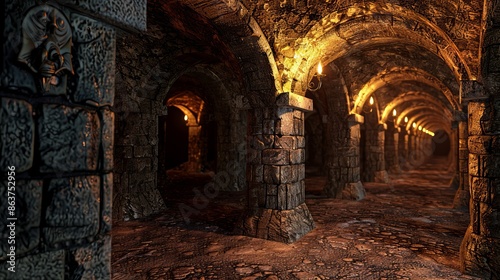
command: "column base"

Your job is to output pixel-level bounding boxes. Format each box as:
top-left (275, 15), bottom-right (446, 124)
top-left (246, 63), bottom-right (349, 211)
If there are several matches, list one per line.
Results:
top-left (460, 227), bottom-right (500, 279)
top-left (374, 170), bottom-right (391, 183)
top-left (235, 203), bottom-right (315, 243)
top-left (452, 188), bottom-right (470, 210)
top-left (341, 181), bottom-right (366, 200)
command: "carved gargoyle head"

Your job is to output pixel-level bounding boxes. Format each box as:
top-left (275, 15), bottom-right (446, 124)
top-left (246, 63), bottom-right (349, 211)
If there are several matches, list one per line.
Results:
top-left (18, 1), bottom-right (73, 94)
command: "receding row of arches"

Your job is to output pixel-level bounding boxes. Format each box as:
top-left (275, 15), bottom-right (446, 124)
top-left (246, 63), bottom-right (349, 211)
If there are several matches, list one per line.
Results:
top-left (112, 0), bottom-right (499, 277)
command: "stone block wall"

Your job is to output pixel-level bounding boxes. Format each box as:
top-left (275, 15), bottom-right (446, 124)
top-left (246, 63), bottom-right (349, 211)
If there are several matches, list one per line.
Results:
top-left (460, 8), bottom-right (500, 274)
top-left (0, 0), bottom-right (145, 278)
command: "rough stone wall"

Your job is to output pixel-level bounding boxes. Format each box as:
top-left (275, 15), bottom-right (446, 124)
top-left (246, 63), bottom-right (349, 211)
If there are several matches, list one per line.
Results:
top-left (113, 1), bottom-right (254, 220)
top-left (459, 2), bottom-right (500, 276)
top-left (0, 0), bottom-right (144, 277)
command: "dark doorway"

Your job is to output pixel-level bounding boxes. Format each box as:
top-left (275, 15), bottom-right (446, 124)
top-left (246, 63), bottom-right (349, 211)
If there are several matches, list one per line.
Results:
top-left (163, 106), bottom-right (189, 169)
top-left (432, 129), bottom-right (450, 156)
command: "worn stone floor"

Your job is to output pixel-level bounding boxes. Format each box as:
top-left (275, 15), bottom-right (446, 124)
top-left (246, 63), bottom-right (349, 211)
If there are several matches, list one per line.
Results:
top-left (111, 157), bottom-right (479, 280)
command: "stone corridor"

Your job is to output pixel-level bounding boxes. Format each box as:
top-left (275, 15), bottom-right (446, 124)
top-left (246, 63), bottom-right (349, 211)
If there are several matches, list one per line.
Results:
top-left (3, 0), bottom-right (500, 278)
top-left (111, 157), bottom-right (477, 279)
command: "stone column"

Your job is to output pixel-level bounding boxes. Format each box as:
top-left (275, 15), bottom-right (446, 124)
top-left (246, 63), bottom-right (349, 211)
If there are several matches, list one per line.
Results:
top-left (460, 78), bottom-right (500, 277)
top-left (447, 123), bottom-right (460, 189)
top-left (407, 131), bottom-right (416, 168)
top-left (237, 92), bottom-right (314, 243)
top-left (186, 125), bottom-right (202, 172)
top-left (324, 114), bottom-right (366, 200)
top-left (385, 123), bottom-right (401, 174)
top-left (399, 128), bottom-right (410, 169)
top-left (454, 110), bottom-right (470, 209)
top-left (0, 0), bottom-right (146, 278)
top-left (374, 123), bottom-right (390, 183)
top-left (363, 122), bottom-right (390, 183)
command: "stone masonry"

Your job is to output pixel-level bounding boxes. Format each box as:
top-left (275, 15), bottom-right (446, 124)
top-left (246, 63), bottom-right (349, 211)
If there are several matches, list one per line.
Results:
top-left (0, 0), bottom-right (145, 278)
top-left (237, 92), bottom-right (315, 243)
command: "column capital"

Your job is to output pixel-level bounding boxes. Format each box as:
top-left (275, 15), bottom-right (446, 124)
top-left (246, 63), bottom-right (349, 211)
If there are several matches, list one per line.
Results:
top-left (276, 92), bottom-right (313, 112)
top-left (347, 113), bottom-right (364, 125)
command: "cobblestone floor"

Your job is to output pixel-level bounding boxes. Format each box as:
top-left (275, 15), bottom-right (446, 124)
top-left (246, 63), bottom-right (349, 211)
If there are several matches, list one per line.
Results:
top-left (112, 157), bottom-right (479, 280)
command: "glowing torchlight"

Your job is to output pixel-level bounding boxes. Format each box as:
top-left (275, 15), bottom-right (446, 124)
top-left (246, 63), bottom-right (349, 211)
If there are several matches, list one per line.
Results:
top-left (317, 62), bottom-right (323, 76)
top-left (418, 126), bottom-right (422, 131)
top-left (369, 96), bottom-right (374, 106)
top-left (184, 115), bottom-right (188, 121)
top-left (412, 122), bottom-right (416, 128)
top-left (404, 116), bottom-right (408, 123)
top-left (393, 109), bottom-right (397, 117)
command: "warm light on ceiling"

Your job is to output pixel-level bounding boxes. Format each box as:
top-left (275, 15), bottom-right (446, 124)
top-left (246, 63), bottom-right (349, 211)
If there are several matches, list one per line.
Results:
top-left (317, 62), bottom-right (323, 76)
top-left (392, 109), bottom-right (397, 117)
top-left (418, 126), bottom-right (422, 131)
top-left (412, 122), bottom-right (416, 128)
top-left (369, 96), bottom-right (374, 106)
top-left (184, 115), bottom-right (188, 121)
top-left (404, 116), bottom-right (408, 123)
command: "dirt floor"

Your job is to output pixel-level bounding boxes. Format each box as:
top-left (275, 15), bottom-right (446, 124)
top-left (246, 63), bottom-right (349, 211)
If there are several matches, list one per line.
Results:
top-left (111, 157), bottom-right (480, 280)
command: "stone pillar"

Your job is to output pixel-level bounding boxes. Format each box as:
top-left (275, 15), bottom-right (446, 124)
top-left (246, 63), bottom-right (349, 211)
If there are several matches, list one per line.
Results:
top-left (237, 92), bottom-right (314, 243)
top-left (363, 121), bottom-right (390, 183)
top-left (454, 110), bottom-right (470, 209)
top-left (460, 78), bottom-right (500, 277)
top-left (399, 128), bottom-right (410, 169)
top-left (186, 125), bottom-right (202, 172)
top-left (407, 131), bottom-right (416, 168)
top-left (414, 132), bottom-right (425, 166)
top-left (324, 114), bottom-right (366, 200)
top-left (0, 0), bottom-right (146, 278)
top-left (448, 123), bottom-right (460, 189)
top-left (374, 123), bottom-right (390, 183)
top-left (385, 123), bottom-right (401, 174)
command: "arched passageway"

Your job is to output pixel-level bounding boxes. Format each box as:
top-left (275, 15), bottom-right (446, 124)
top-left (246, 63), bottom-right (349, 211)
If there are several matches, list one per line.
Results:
top-left (6, 0), bottom-right (500, 278)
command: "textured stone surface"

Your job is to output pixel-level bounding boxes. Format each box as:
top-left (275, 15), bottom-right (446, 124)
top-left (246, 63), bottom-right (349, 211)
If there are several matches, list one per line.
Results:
top-left (276, 92), bottom-right (313, 111)
top-left (0, 250), bottom-right (65, 279)
top-left (341, 181), bottom-right (366, 201)
top-left (43, 176), bottom-right (100, 245)
top-left (460, 227), bottom-right (500, 279)
top-left (70, 14), bottom-right (116, 106)
top-left (68, 235), bottom-right (111, 279)
top-left (0, 98), bottom-right (34, 172)
top-left (101, 109), bottom-right (115, 172)
top-left (101, 173), bottom-right (113, 234)
top-left (1, 1), bottom-right (37, 92)
top-left (0, 180), bottom-right (42, 259)
top-left (236, 203), bottom-right (315, 243)
top-left (59, 0), bottom-right (147, 31)
top-left (38, 104), bottom-right (100, 172)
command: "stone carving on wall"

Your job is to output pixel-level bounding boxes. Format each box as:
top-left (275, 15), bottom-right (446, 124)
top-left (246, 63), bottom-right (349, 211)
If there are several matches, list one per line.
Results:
top-left (18, 2), bottom-right (73, 95)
